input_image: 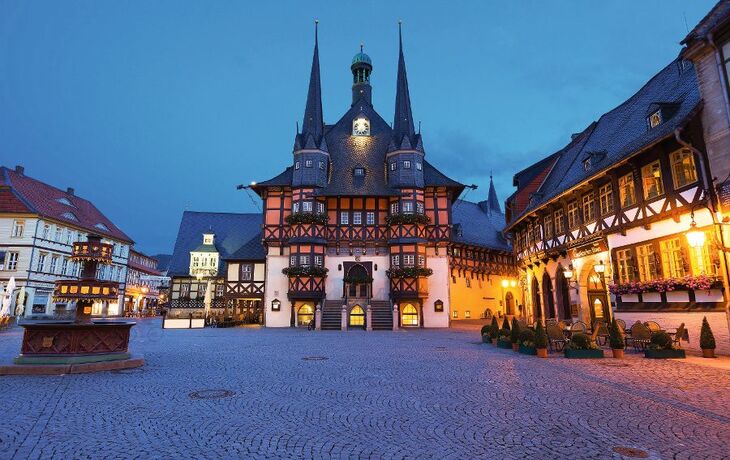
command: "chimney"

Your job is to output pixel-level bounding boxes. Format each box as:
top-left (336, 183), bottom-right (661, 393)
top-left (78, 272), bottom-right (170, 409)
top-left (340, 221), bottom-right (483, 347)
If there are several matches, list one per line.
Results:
top-left (66, 187), bottom-right (75, 196)
top-left (14, 165), bottom-right (24, 175)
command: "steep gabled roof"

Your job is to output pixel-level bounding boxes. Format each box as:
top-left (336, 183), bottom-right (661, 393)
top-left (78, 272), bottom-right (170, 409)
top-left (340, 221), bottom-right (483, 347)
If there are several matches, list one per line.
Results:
top-left (452, 199), bottom-right (510, 251)
top-left (506, 57), bottom-right (700, 230)
top-left (0, 166), bottom-right (133, 242)
top-left (226, 232), bottom-right (265, 260)
top-left (168, 211), bottom-right (262, 276)
top-left (681, 0), bottom-right (730, 46)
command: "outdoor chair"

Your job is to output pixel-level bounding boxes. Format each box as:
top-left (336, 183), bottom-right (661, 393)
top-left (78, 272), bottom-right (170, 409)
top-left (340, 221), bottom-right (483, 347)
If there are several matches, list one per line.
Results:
top-left (517, 319), bottom-right (528, 330)
top-left (547, 324), bottom-right (568, 352)
top-left (616, 318), bottom-right (626, 331)
top-left (589, 326), bottom-right (600, 346)
top-left (570, 321), bottom-right (587, 334)
top-left (672, 323), bottom-right (686, 348)
top-left (644, 321), bottom-right (662, 333)
top-left (628, 322), bottom-right (652, 351)
top-left (557, 320), bottom-right (569, 331)
top-left (593, 321), bottom-right (609, 346)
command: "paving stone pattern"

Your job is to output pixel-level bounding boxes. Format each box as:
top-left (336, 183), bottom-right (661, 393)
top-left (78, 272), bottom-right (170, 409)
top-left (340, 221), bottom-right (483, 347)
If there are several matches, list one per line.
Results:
top-left (1, 319), bottom-right (729, 459)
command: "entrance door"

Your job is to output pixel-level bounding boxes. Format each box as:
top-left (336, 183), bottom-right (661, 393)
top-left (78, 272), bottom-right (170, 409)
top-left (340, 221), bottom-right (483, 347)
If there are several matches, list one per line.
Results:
top-left (588, 294), bottom-right (610, 324)
top-left (401, 304), bottom-right (419, 327)
top-left (237, 299), bottom-right (263, 324)
top-left (297, 304), bottom-right (314, 327)
top-left (531, 277), bottom-right (542, 321)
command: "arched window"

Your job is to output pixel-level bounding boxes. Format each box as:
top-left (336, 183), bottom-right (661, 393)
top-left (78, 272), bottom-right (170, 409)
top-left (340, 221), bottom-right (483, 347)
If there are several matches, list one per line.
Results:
top-left (401, 304), bottom-right (418, 327)
top-left (297, 304), bottom-right (314, 327)
top-left (349, 305), bottom-right (365, 327)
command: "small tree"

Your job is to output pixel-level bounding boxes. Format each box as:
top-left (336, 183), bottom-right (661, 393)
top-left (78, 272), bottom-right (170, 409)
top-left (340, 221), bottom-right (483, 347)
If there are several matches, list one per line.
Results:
top-left (510, 318), bottom-right (521, 344)
top-left (700, 316), bottom-right (716, 350)
top-left (480, 324), bottom-right (490, 337)
top-left (501, 317), bottom-right (510, 331)
top-left (608, 318), bottom-right (624, 350)
top-left (534, 322), bottom-right (548, 350)
top-left (489, 316), bottom-right (499, 339)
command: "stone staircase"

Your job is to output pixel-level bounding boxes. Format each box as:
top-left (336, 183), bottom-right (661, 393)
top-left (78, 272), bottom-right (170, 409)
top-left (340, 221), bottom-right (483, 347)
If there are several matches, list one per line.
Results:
top-left (370, 300), bottom-right (393, 330)
top-left (321, 300), bottom-right (342, 330)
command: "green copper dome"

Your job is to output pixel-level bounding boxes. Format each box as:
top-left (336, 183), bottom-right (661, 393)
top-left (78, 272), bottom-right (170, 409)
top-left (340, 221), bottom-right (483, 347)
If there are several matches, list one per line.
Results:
top-left (351, 51), bottom-right (372, 67)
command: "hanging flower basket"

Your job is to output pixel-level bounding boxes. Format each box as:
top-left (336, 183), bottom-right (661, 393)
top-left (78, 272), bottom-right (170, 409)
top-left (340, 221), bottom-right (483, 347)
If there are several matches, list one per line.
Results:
top-left (610, 275), bottom-right (723, 295)
top-left (281, 266), bottom-right (328, 278)
top-left (285, 213), bottom-right (328, 225)
top-left (386, 267), bottom-right (433, 279)
top-left (385, 213), bottom-right (430, 225)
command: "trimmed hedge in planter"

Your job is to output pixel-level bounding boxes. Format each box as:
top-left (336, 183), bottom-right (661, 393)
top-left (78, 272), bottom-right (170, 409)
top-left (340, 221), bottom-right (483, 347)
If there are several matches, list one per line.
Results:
top-left (481, 334), bottom-right (490, 344)
top-left (644, 349), bottom-right (686, 359)
top-left (497, 339), bottom-right (512, 349)
top-left (565, 349), bottom-right (604, 359)
top-left (519, 344), bottom-right (537, 355)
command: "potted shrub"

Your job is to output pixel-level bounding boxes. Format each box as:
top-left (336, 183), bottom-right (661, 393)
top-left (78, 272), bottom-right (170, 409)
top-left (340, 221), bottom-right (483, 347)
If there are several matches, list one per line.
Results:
top-left (497, 317), bottom-right (512, 348)
top-left (510, 318), bottom-right (521, 351)
top-left (489, 317), bottom-right (499, 345)
top-left (700, 317), bottom-right (716, 358)
top-left (645, 331), bottom-right (686, 359)
top-left (518, 329), bottom-right (536, 355)
top-left (564, 332), bottom-right (604, 359)
top-left (534, 322), bottom-right (548, 358)
top-left (480, 324), bottom-right (490, 344)
top-left (608, 318), bottom-right (625, 359)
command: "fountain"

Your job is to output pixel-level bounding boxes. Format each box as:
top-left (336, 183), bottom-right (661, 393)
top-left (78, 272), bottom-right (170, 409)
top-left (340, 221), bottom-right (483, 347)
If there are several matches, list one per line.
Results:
top-left (1, 235), bottom-right (143, 375)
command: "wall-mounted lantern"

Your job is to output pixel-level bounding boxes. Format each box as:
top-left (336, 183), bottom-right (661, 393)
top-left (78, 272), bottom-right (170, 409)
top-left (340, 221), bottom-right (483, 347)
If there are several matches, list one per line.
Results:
top-left (434, 299), bottom-right (444, 312)
top-left (271, 298), bottom-right (281, 311)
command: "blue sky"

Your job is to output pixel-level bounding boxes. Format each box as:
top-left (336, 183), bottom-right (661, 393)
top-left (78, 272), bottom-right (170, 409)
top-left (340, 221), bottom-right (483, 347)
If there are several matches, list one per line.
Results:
top-left (0, 1), bottom-right (716, 255)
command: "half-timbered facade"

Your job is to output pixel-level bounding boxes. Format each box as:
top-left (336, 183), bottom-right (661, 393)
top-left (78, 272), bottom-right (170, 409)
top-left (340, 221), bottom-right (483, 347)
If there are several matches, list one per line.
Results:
top-left (504, 56), bottom-right (730, 354)
top-left (249, 25), bottom-right (514, 329)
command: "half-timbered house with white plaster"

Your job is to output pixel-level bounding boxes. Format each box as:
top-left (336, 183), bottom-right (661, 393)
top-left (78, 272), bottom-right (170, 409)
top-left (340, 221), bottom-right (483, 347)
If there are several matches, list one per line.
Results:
top-left (504, 57), bottom-right (730, 354)
top-left (0, 165), bottom-right (132, 318)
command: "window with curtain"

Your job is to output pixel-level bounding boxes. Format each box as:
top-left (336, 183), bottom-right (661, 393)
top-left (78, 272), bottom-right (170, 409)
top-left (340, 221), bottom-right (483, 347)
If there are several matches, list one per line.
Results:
top-left (641, 161), bottom-right (664, 199)
top-left (636, 244), bottom-right (658, 281)
top-left (659, 238), bottom-right (686, 278)
top-left (567, 201), bottom-right (580, 229)
top-left (582, 193), bottom-right (596, 222)
top-left (690, 230), bottom-right (717, 275)
top-left (618, 173), bottom-right (636, 208)
top-left (554, 209), bottom-right (565, 234)
top-left (599, 183), bottom-right (614, 215)
top-left (669, 148), bottom-right (698, 188)
top-left (615, 249), bottom-right (635, 283)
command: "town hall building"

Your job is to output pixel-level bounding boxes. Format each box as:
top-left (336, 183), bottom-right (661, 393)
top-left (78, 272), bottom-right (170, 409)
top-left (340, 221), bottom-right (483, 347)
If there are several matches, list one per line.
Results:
top-left (166, 24), bottom-right (516, 329)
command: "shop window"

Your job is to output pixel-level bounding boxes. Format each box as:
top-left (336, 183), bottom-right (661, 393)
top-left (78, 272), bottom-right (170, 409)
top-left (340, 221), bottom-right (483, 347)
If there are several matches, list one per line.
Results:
top-left (659, 238), bottom-right (686, 278)
top-left (636, 244), bottom-right (658, 281)
top-left (297, 304), bottom-right (314, 326)
top-left (402, 304), bottom-right (418, 326)
top-left (615, 249), bottom-right (634, 283)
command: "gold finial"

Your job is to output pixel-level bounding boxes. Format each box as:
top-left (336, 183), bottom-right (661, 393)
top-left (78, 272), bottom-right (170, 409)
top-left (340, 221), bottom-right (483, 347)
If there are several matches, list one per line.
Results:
top-left (360, 42), bottom-right (364, 53)
top-left (315, 19), bottom-right (319, 24)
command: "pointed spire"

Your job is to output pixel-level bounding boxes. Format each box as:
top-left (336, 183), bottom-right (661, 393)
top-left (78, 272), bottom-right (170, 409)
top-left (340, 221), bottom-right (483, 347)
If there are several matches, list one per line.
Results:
top-left (301, 20), bottom-right (324, 144)
top-left (392, 20), bottom-right (415, 145)
top-left (487, 175), bottom-right (502, 214)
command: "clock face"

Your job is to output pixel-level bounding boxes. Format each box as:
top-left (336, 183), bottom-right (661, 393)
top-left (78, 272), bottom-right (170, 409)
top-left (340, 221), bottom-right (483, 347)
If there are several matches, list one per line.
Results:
top-left (352, 117), bottom-right (370, 136)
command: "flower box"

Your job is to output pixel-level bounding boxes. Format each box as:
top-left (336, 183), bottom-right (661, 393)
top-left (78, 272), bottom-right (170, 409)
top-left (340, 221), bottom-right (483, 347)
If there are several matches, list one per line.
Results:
top-left (564, 349), bottom-right (604, 359)
top-left (642, 292), bottom-right (661, 303)
top-left (518, 344), bottom-right (537, 355)
top-left (665, 290), bottom-right (690, 303)
top-left (497, 339), bottom-right (512, 349)
top-left (644, 349), bottom-right (686, 359)
top-left (620, 294), bottom-right (639, 303)
top-left (695, 289), bottom-right (724, 303)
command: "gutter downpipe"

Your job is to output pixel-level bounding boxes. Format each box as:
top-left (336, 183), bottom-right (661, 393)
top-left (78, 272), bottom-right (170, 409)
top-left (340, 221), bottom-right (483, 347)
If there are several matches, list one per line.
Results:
top-left (675, 128), bottom-right (730, 344)
top-left (707, 33), bottom-right (730, 129)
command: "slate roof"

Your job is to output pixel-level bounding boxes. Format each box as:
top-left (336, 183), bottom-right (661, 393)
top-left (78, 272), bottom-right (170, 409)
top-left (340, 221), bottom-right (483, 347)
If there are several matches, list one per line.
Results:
top-left (505, 57), bottom-right (700, 230)
top-left (681, 0), bottom-right (730, 46)
top-left (168, 211), bottom-right (263, 276)
top-left (0, 166), bottom-right (133, 242)
top-left (151, 254), bottom-right (172, 273)
top-left (451, 199), bottom-right (510, 251)
top-left (227, 232), bottom-right (266, 260)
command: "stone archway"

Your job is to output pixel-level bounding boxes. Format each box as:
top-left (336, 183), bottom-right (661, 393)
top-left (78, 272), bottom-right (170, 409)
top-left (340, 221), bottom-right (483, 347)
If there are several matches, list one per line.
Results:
top-left (531, 276), bottom-right (542, 322)
top-left (542, 271), bottom-right (556, 319)
top-left (555, 266), bottom-right (571, 320)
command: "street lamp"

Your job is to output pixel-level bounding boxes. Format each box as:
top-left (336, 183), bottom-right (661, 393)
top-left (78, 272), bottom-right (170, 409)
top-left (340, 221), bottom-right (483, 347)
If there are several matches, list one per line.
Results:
top-left (563, 265), bottom-right (574, 280)
top-left (501, 279), bottom-right (509, 288)
top-left (594, 260), bottom-right (606, 274)
top-left (686, 213), bottom-right (706, 249)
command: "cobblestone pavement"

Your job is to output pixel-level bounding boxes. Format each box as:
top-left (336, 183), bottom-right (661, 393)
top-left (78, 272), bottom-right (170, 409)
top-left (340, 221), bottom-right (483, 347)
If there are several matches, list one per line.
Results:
top-left (1, 319), bottom-right (729, 459)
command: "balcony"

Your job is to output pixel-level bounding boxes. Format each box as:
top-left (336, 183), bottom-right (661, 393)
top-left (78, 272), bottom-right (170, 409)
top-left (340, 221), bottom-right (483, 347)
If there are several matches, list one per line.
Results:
top-left (53, 279), bottom-right (119, 302)
top-left (72, 241), bottom-right (113, 264)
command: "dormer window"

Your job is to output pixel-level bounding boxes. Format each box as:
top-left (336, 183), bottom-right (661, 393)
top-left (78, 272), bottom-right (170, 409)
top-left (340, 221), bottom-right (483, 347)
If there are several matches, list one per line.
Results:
top-left (403, 160), bottom-right (411, 169)
top-left (94, 223), bottom-right (109, 231)
top-left (203, 233), bottom-right (215, 245)
top-left (319, 161), bottom-right (325, 170)
top-left (390, 162), bottom-right (397, 171)
top-left (56, 197), bottom-right (75, 207)
top-left (352, 117), bottom-right (370, 136)
top-left (648, 110), bottom-right (662, 128)
top-left (416, 162), bottom-right (422, 171)
top-left (61, 212), bottom-right (79, 222)
top-left (295, 161), bottom-right (300, 170)
top-left (583, 158), bottom-right (592, 171)
top-left (353, 167), bottom-right (365, 177)
top-left (305, 160), bottom-right (313, 168)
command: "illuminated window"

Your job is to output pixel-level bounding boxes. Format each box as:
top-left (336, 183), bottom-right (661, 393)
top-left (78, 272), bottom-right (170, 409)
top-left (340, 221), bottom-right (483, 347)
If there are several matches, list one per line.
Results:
top-left (418, 255), bottom-right (425, 267)
top-left (543, 215), bottom-right (553, 239)
top-left (349, 305), bottom-right (365, 326)
top-left (299, 255), bottom-right (310, 266)
top-left (670, 148), bottom-right (697, 188)
top-left (295, 161), bottom-right (300, 170)
top-left (402, 202), bottom-right (413, 214)
top-left (390, 202), bottom-right (398, 214)
top-left (292, 202), bottom-right (300, 213)
top-left (641, 161), bottom-right (664, 199)
top-left (659, 238), bottom-right (686, 278)
top-left (416, 162), bottom-right (422, 171)
top-left (582, 193), bottom-right (596, 222)
top-left (619, 173), bottom-right (636, 208)
top-left (314, 255), bottom-right (323, 267)
top-left (567, 201), bottom-right (580, 229)
top-left (319, 161), bottom-right (325, 170)
top-left (636, 244), bottom-right (658, 281)
top-left (615, 249), bottom-right (634, 283)
top-left (403, 255), bottom-right (415, 267)
top-left (353, 212), bottom-right (362, 225)
top-left (317, 202), bottom-right (325, 213)
top-left (366, 212), bottom-right (375, 225)
top-left (402, 304), bottom-right (418, 326)
top-left (353, 167), bottom-right (365, 176)
top-left (340, 213), bottom-right (349, 225)
top-left (302, 201), bottom-right (312, 212)
top-left (241, 264), bottom-right (253, 281)
top-left (690, 230), bottom-right (717, 275)
top-left (305, 160), bottom-right (313, 168)
top-left (452, 310), bottom-right (458, 318)
top-left (390, 162), bottom-right (397, 171)
top-left (599, 183), bottom-right (614, 215)
top-left (648, 111), bottom-right (662, 128)
top-left (416, 202), bottom-right (424, 214)
top-left (403, 160), bottom-right (411, 169)
top-left (297, 304), bottom-right (314, 326)
top-left (464, 311), bottom-right (471, 319)
top-left (391, 255), bottom-right (399, 267)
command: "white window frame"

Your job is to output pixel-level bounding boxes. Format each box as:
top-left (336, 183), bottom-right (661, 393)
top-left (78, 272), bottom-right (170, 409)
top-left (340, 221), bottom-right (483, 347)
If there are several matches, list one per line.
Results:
top-left (300, 255), bottom-right (310, 266)
top-left (403, 255), bottom-right (415, 267)
top-left (366, 211), bottom-right (375, 225)
top-left (391, 255), bottom-right (399, 267)
top-left (390, 162), bottom-right (397, 171)
top-left (402, 202), bottom-right (414, 214)
top-left (403, 160), bottom-right (411, 169)
top-left (340, 212), bottom-right (349, 225)
top-left (305, 159), bottom-right (313, 168)
top-left (302, 201), bottom-right (312, 212)
top-left (5, 252), bottom-right (19, 271)
top-left (11, 220), bottom-right (24, 238)
top-left (353, 212), bottom-right (362, 225)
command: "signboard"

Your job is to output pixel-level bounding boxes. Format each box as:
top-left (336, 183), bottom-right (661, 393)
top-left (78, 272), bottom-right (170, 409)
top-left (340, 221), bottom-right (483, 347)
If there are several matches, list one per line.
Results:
top-left (568, 240), bottom-right (608, 260)
top-left (719, 182), bottom-right (730, 211)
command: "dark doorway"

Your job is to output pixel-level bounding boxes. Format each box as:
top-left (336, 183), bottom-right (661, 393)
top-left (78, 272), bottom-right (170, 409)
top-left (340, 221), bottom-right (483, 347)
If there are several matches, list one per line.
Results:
top-left (555, 268), bottom-right (571, 320)
top-left (542, 272), bottom-right (556, 319)
top-left (236, 299), bottom-right (263, 324)
top-left (531, 276), bottom-right (542, 321)
top-left (587, 269), bottom-right (610, 325)
top-left (345, 263), bottom-right (371, 300)
top-left (505, 292), bottom-right (515, 315)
